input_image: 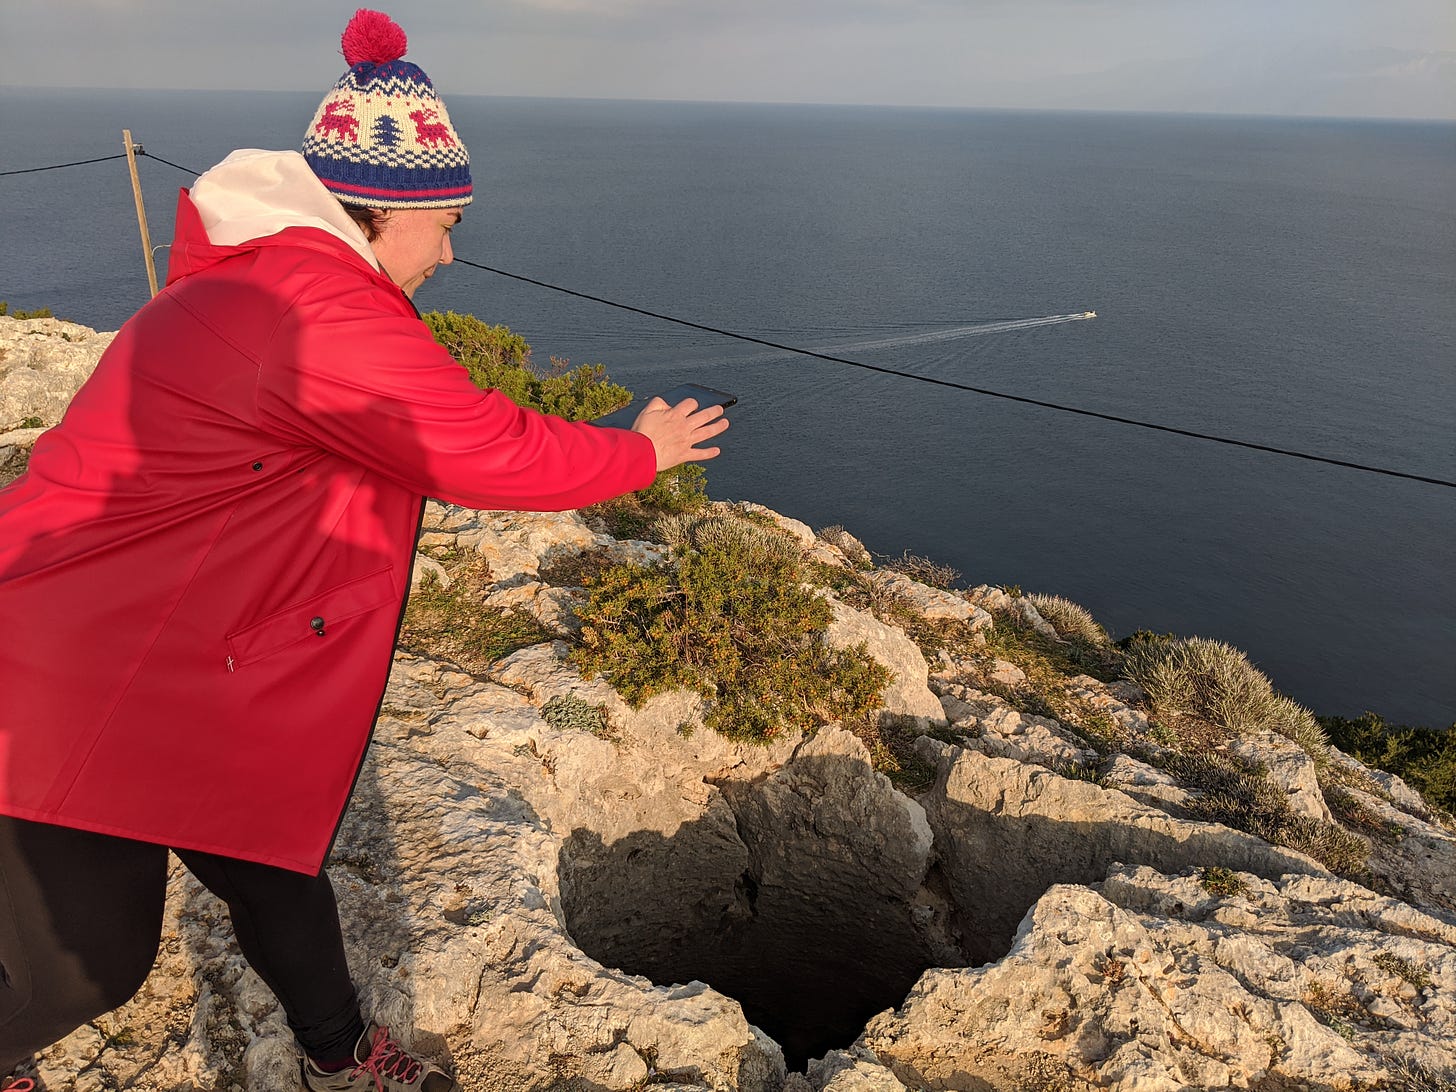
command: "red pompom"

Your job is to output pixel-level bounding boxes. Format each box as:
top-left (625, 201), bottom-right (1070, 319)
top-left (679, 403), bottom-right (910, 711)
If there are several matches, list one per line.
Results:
top-left (341, 8), bottom-right (407, 66)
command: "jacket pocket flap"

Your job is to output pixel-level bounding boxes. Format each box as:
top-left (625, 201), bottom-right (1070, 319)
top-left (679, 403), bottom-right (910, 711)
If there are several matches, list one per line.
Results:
top-left (226, 567), bottom-right (398, 667)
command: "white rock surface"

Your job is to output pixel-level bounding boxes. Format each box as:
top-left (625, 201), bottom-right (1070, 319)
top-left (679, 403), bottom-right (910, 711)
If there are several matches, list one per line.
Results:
top-left (0, 315), bottom-right (113, 430)
top-left (865, 570), bottom-right (992, 629)
top-left (865, 865), bottom-right (1456, 1092)
top-left (824, 595), bottom-right (946, 726)
top-left (1228, 728), bottom-right (1332, 822)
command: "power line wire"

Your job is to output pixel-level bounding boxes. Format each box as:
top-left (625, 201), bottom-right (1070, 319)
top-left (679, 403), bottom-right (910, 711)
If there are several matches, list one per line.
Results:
top-left (4, 148), bottom-right (1450, 489)
top-left (137, 152), bottom-right (199, 175)
top-left (453, 258), bottom-right (1455, 490)
top-left (0, 153), bottom-right (129, 177)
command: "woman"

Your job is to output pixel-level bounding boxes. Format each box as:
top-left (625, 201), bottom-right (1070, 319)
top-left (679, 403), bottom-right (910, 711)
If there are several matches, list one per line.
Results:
top-left (0, 10), bottom-right (727, 1091)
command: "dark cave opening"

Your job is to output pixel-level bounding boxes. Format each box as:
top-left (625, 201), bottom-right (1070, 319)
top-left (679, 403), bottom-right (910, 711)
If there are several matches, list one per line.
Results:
top-left (555, 748), bottom-right (973, 1072)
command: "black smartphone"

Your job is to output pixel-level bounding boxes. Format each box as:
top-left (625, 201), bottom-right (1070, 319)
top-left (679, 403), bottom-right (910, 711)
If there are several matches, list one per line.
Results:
top-left (591, 383), bottom-right (738, 430)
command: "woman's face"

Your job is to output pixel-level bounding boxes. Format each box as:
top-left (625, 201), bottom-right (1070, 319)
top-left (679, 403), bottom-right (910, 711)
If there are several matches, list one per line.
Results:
top-left (369, 207), bottom-right (462, 298)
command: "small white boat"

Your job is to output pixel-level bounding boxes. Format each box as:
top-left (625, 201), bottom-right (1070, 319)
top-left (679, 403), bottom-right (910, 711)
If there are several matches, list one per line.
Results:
top-left (1082, 310), bottom-right (1097, 319)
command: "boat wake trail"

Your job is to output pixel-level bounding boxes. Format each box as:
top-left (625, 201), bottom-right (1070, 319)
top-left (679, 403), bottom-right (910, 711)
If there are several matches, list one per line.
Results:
top-left (706, 312), bottom-right (1096, 368)
top-left (827, 312), bottom-right (1096, 354)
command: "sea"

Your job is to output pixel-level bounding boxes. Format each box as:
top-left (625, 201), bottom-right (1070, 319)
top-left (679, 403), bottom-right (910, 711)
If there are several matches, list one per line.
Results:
top-left (2, 87), bottom-right (1453, 728)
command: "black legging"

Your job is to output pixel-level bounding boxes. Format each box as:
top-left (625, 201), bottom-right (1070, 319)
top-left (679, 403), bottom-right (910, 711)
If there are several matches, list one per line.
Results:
top-left (0, 816), bottom-right (365, 1074)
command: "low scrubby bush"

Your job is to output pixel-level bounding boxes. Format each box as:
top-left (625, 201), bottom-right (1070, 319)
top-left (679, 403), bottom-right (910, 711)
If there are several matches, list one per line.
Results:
top-left (1026, 593), bottom-right (1111, 647)
top-left (584, 464), bottom-right (710, 542)
top-left (398, 554), bottom-right (551, 676)
top-left (0, 302), bottom-right (53, 319)
top-left (880, 550), bottom-right (960, 590)
top-left (1123, 635), bottom-right (1328, 763)
top-left (423, 309), bottom-right (714, 536)
top-left (572, 513), bottom-right (889, 741)
top-left (541, 693), bottom-right (614, 739)
top-left (1159, 749), bottom-right (1369, 876)
top-left (422, 310), bottom-right (630, 421)
top-left (1321, 712), bottom-right (1456, 814)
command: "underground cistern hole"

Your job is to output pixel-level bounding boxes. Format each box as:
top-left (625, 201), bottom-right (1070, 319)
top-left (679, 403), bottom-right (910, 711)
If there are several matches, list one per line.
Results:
top-left (557, 737), bottom-right (1255, 1072)
top-left (558, 836), bottom-right (948, 1069)
top-left (555, 748), bottom-right (992, 1072)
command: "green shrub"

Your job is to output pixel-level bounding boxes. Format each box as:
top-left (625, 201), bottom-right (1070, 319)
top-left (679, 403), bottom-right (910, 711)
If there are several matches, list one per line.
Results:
top-left (1159, 749), bottom-right (1369, 876)
top-left (1372, 951), bottom-right (1432, 990)
top-left (541, 693), bottom-right (614, 739)
top-left (1124, 636), bottom-right (1275, 735)
top-left (1163, 750), bottom-right (1291, 842)
top-left (572, 514), bottom-right (890, 742)
top-left (422, 310), bottom-right (630, 421)
top-left (399, 554), bottom-right (551, 675)
top-left (1200, 866), bottom-right (1247, 898)
top-left (423, 309), bottom-right (530, 371)
top-left (19, 416), bottom-right (45, 429)
top-left (1026, 593), bottom-right (1111, 647)
top-left (1279, 814), bottom-right (1371, 877)
top-left (0, 302), bottom-right (53, 319)
top-left (1320, 712), bottom-right (1456, 814)
top-left (583, 463), bottom-right (710, 542)
top-left (1123, 635), bottom-right (1328, 763)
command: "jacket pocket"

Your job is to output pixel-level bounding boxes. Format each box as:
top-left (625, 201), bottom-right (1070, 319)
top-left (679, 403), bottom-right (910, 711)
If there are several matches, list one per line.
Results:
top-left (225, 566), bottom-right (398, 669)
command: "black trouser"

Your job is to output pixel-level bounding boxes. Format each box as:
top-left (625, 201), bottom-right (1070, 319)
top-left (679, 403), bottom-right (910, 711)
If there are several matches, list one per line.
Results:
top-left (0, 816), bottom-right (364, 1074)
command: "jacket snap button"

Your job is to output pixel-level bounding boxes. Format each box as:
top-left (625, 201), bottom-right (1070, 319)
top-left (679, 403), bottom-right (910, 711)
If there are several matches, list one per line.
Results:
top-left (310, 616), bottom-right (326, 637)
top-left (251, 461), bottom-right (264, 471)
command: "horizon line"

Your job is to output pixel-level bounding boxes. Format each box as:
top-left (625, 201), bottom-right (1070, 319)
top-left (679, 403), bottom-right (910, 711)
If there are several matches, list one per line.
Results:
top-left (2, 84), bottom-right (1453, 126)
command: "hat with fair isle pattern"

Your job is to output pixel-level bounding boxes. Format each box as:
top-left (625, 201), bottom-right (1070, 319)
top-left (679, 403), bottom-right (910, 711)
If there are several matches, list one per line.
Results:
top-left (302, 9), bottom-right (472, 209)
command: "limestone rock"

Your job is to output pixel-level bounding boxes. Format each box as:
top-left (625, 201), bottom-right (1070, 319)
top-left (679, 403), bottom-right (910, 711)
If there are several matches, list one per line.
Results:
top-left (934, 683), bottom-right (1092, 769)
top-left (1065, 674), bottom-right (1156, 742)
top-left (1101, 753), bottom-right (1197, 817)
top-left (15, 326), bottom-right (1455, 1092)
top-left (410, 553), bottom-right (451, 591)
top-left (0, 315), bottom-right (114, 430)
top-left (863, 861), bottom-right (1456, 1092)
top-left (914, 741), bottom-right (1329, 964)
top-left (865, 570), bottom-right (992, 629)
top-left (824, 595), bottom-right (945, 725)
top-left (963, 584), bottom-right (1014, 614)
top-left (1227, 728), bottom-right (1331, 822)
top-left (809, 1048), bottom-right (909, 1090)
top-left (1329, 775), bottom-right (1456, 915)
top-left (1014, 596), bottom-right (1059, 639)
top-left (721, 728), bottom-right (935, 958)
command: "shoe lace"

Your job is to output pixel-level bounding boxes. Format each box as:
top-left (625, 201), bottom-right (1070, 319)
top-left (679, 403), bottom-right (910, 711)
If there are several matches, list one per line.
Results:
top-left (3, 1080), bottom-right (36, 1091)
top-left (350, 1026), bottom-right (422, 1091)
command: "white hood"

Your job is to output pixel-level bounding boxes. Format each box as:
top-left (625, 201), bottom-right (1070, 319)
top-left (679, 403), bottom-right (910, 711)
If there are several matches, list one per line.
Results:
top-left (188, 150), bottom-right (380, 272)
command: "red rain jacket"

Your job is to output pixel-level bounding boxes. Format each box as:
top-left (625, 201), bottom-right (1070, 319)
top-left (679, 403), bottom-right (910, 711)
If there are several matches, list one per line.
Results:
top-left (0, 187), bottom-right (655, 873)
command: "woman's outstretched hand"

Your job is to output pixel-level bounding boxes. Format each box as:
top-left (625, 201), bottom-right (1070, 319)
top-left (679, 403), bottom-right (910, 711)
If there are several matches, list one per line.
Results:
top-left (631, 397), bottom-right (730, 471)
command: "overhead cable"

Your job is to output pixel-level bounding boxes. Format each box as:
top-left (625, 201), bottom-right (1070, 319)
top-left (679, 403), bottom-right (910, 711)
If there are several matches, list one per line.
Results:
top-left (453, 258), bottom-right (1455, 490)
top-left (6, 147), bottom-right (1450, 489)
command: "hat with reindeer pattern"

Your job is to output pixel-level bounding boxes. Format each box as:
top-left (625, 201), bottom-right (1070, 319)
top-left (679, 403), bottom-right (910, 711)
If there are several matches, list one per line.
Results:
top-left (302, 9), bottom-right (472, 208)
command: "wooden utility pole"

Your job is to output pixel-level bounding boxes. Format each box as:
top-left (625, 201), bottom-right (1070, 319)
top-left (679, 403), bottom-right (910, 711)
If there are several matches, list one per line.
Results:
top-left (122, 129), bottom-right (159, 298)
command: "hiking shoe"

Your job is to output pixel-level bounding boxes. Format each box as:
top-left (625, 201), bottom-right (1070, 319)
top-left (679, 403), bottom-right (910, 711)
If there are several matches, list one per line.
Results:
top-left (300, 1023), bottom-right (461, 1092)
top-left (2, 1080), bottom-right (36, 1091)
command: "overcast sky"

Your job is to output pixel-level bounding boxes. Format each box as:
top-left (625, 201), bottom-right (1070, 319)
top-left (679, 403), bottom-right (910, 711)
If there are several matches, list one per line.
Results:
top-left (2, 0), bottom-right (1453, 119)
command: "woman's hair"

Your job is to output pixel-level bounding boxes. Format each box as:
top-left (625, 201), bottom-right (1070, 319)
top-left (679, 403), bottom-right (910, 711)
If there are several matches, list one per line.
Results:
top-left (341, 204), bottom-right (390, 242)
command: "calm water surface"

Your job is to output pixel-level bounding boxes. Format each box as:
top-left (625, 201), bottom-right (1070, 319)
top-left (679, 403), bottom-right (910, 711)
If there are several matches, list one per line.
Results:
top-left (2, 89), bottom-right (1452, 725)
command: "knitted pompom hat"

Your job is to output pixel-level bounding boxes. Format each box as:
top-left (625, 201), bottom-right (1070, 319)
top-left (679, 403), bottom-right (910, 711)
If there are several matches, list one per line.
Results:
top-left (302, 9), bottom-right (472, 208)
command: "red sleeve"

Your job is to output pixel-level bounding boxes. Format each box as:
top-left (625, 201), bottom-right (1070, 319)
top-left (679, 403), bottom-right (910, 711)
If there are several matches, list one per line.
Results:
top-left (255, 275), bottom-right (658, 511)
